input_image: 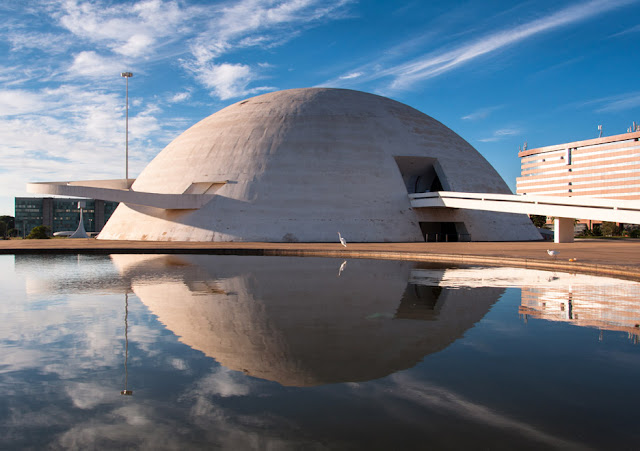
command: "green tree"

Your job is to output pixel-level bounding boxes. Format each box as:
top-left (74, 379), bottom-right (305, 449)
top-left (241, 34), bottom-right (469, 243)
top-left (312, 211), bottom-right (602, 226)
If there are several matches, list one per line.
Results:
top-left (600, 221), bottom-right (620, 237)
top-left (0, 215), bottom-right (14, 228)
top-left (26, 225), bottom-right (51, 239)
top-left (0, 215), bottom-right (14, 239)
top-left (529, 215), bottom-right (547, 228)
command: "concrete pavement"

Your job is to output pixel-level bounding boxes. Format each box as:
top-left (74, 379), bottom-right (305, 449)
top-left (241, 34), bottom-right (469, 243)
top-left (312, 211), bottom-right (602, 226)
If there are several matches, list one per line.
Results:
top-left (1, 238), bottom-right (639, 280)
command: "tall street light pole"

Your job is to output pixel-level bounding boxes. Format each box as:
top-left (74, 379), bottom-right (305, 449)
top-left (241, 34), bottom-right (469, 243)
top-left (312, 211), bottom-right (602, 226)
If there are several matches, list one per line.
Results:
top-left (121, 72), bottom-right (133, 188)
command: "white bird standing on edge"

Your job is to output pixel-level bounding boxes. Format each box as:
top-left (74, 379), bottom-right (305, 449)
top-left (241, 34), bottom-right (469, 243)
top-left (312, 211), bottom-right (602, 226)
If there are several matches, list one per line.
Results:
top-left (338, 232), bottom-right (347, 247)
top-left (547, 249), bottom-right (558, 259)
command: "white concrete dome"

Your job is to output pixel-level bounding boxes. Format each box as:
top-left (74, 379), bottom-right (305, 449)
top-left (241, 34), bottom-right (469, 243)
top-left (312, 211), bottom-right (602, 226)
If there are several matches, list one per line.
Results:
top-left (99, 88), bottom-right (540, 242)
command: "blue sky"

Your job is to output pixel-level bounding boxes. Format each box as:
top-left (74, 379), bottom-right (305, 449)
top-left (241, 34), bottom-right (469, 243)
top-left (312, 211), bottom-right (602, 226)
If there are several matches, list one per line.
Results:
top-left (1, 0), bottom-right (639, 215)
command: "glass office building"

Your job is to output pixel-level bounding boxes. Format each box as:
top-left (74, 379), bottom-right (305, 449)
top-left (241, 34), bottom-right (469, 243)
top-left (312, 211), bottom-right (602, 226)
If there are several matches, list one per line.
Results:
top-left (15, 197), bottom-right (119, 237)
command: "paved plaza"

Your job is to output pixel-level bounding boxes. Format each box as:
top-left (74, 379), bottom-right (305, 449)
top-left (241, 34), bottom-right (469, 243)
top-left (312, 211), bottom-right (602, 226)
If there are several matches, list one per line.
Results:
top-left (1, 239), bottom-right (639, 280)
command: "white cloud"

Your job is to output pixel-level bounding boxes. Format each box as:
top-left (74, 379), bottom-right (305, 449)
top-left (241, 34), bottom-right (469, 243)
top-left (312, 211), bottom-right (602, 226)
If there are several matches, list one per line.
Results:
top-left (495, 128), bottom-right (520, 136)
top-left (130, 109), bottom-right (161, 140)
top-left (595, 92), bottom-right (640, 113)
top-left (68, 51), bottom-right (120, 78)
top-left (169, 91), bottom-right (191, 103)
top-left (478, 128), bottom-right (521, 143)
top-left (571, 90), bottom-right (640, 114)
top-left (0, 83), bottom-right (165, 202)
top-left (610, 23), bottom-right (640, 37)
top-left (56, 0), bottom-right (194, 58)
top-left (7, 31), bottom-right (71, 54)
top-left (114, 34), bottom-right (155, 57)
top-left (206, 0), bottom-right (351, 50)
top-left (190, 62), bottom-right (274, 100)
top-left (387, 0), bottom-right (633, 90)
top-left (326, 0), bottom-right (633, 91)
top-left (6, 0), bottom-right (353, 103)
top-left (184, 0), bottom-right (353, 98)
top-left (0, 89), bottom-right (48, 116)
top-left (51, 0), bottom-right (351, 71)
top-left (462, 105), bottom-right (502, 121)
top-left (339, 72), bottom-right (363, 80)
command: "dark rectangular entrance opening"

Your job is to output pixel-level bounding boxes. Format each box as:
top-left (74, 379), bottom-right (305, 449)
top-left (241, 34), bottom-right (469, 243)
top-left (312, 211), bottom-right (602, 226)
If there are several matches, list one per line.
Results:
top-left (419, 222), bottom-right (470, 242)
top-left (393, 156), bottom-right (448, 194)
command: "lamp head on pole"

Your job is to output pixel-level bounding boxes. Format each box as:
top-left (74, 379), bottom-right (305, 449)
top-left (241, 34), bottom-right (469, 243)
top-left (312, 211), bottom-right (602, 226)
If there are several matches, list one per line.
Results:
top-left (121, 72), bottom-right (133, 78)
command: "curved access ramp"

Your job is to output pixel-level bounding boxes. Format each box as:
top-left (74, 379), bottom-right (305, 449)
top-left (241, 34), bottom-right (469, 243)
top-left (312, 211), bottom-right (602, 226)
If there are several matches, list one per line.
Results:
top-left (410, 191), bottom-right (640, 242)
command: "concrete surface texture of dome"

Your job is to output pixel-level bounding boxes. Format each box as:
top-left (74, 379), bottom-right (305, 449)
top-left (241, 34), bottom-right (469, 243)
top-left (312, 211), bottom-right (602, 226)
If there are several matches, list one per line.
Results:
top-left (98, 88), bottom-right (540, 242)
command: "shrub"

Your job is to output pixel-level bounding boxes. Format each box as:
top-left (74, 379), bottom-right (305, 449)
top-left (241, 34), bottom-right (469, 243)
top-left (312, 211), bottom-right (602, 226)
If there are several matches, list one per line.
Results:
top-left (26, 225), bottom-right (51, 239)
top-left (529, 215), bottom-right (547, 228)
top-left (600, 222), bottom-right (620, 237)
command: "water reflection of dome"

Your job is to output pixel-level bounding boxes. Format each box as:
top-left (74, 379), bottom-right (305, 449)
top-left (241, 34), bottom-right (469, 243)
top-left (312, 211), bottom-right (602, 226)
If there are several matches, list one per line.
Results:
top-left (111, 255), bottom-right (503, 386)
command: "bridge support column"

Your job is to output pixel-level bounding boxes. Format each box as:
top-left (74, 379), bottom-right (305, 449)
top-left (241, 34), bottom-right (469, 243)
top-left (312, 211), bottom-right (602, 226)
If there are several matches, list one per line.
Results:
top-left (554, 217), bottom-right (574, 243)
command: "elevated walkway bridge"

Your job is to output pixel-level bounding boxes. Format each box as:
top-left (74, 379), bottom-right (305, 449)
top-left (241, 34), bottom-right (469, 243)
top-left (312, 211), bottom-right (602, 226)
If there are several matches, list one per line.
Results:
top-left (410, 191), bottom-right (640, 243)
top-left (27, 180), bottom-right (640, 244)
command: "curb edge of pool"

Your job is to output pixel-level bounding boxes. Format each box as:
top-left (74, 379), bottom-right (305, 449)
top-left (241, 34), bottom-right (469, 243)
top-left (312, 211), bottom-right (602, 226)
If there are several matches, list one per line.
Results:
top-left (1, 241), bottom-right (638, 282)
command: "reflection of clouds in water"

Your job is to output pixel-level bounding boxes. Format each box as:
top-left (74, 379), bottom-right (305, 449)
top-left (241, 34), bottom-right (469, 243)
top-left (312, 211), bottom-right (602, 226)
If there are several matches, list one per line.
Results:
top-left (14, 255), bottom-right (123, 297)
top-left (186, 366), bottom-right (252, 399)
top-left (52, 400), bottom-right (330, 451)
top-left (472, 317), bottom-right (530, 338)
top-left (357, 373), bottom-right (592, 451)
top-left (114, 404), bottom-right (153, 426)
top-left (593, 348), bottom-right (640, 368)
top-left (0, 292), bottom-right (160, 378)
top-left (0, 276), bottom-right (166, 448)
top-left (0, 256), bottom-right (21, 298)
top-left (6, 400), bottom-right (74, 432)
top-left (170, 358), bottom-right (189, 371)
top-left (55, 365), bottom-right (330, 450)
top-left (55, 404), bottom-right (170, 450)
top-left (0, 349), bottom-right (47, 373)
top-left (1, 294), bottom-right (123, 375)
top-left (65, 382), bottom-right (113, 410)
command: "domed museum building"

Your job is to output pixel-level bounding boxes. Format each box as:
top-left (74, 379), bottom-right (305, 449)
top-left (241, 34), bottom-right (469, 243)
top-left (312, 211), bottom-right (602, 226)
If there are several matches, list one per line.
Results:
top-left (97, 88), bottom-right (540, 242)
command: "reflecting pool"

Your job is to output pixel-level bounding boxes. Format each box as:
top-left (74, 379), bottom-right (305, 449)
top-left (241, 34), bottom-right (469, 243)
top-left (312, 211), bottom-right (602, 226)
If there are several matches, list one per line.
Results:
top-left (1, 254), bottom-right (640, 449)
